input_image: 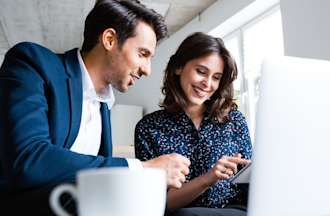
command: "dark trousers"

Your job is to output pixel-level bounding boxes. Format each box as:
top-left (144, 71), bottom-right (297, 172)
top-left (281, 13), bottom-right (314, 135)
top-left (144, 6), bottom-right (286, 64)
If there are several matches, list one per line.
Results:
top-left (0, 190), bottom-right (54, 215)
top-left (0, 188), bottom-right (76, 215)
top-left (165, 207), bottom-right (246, 216)
top-left (165, 184), bottom-right (249, 216)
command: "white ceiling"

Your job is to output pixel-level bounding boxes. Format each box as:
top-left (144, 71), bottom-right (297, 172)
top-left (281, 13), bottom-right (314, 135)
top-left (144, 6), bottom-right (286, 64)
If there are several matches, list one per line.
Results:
top-left (0, 0), bottom-right (217, 53)
top-left (141, 0), bottom-right (217, 35)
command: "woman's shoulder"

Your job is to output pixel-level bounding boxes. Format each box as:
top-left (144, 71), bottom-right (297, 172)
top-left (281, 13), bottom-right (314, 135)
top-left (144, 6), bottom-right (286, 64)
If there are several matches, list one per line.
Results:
top-left (226, 109), bottom-right (250, 129)
top-left (226, 109), bottom-right (251, 135)
top-left (142, 109), bottom-right (168, 120)
top-left (136, 109), bottom-right (168, 128)
top-left (229, 109), bottom-right (246, 122)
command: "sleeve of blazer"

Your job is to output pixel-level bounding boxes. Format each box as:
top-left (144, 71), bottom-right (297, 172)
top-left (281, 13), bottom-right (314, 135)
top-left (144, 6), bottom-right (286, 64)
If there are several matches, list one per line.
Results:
top-left (0, 43), bottom-right (128, 191)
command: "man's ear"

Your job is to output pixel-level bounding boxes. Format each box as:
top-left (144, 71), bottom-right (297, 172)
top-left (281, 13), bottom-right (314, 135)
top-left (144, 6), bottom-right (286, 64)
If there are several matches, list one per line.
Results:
top-left (101, 28), bottom-right (117, 51)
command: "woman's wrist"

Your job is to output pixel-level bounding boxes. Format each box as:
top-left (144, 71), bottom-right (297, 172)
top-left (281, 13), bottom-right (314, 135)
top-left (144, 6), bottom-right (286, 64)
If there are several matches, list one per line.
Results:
top-left (201, 172), bottom-right (215, 188)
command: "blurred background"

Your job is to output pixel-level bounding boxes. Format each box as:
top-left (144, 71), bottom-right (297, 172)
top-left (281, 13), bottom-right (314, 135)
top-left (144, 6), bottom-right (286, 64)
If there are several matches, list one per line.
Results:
top-left (1, 0), bottom-right (330, 151)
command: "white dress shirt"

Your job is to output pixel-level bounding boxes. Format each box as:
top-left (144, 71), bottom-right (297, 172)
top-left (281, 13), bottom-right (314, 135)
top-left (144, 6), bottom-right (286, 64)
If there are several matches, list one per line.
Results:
top-left (70, 50), bottom-right (142, 169)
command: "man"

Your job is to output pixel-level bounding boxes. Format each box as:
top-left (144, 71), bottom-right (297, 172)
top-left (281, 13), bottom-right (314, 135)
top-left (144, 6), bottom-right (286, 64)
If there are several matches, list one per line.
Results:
top-left (0, 0), bottom-right (190, 214)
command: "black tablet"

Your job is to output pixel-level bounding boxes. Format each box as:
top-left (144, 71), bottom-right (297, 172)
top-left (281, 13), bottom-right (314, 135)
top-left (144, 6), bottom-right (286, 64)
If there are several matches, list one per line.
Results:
top-left (230, 163), bottom-right (252, 184)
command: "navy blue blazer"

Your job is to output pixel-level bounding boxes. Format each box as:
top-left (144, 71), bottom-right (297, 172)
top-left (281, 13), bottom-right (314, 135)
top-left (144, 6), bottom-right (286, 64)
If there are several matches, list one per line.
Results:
top-left (0, 42), bottom-right (128, 192)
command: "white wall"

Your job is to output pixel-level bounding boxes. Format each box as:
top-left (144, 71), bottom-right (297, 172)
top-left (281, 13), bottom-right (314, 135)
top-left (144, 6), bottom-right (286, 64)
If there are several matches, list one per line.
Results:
top-left (280, 0), bottom-right (330, 61)
top-left (0, 22), bottom-right (9, 65)
top-left (111, 104), bottom-right (142, 146)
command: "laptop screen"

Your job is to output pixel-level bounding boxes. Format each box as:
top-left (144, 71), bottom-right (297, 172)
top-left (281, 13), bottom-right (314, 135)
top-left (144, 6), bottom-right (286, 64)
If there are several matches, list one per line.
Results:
top-left (247, 56), bottom-right (330, 216)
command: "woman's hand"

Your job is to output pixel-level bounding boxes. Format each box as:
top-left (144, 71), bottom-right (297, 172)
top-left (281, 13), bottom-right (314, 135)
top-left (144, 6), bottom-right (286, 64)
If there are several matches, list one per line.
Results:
top-left (202, 154), bottom-right (251, 187)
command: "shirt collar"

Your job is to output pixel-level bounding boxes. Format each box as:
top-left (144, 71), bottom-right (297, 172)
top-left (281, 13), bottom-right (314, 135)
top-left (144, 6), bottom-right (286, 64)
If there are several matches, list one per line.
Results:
top-left (77, 50), bottom-right (115, 109)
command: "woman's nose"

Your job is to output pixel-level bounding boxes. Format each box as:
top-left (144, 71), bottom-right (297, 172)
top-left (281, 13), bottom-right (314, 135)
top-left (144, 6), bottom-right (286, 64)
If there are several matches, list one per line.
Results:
top-left (202, 76), bottom-right (212, 88)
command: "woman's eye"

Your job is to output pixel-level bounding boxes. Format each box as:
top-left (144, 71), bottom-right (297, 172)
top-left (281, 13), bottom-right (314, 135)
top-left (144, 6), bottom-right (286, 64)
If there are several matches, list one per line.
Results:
top-left (196, 69), bottom-right (205, 74)
top-left (213, 76), bottom-right (221, 80)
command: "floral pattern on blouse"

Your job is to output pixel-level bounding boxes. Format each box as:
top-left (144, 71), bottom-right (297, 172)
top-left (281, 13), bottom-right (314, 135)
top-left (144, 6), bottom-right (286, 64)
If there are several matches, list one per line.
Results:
top-left (135, 109), bottom-right (252, 208)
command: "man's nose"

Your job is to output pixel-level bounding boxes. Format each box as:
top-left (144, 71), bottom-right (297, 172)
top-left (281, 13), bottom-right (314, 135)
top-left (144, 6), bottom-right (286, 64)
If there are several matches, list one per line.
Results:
top-left (140, 60), bottom-right (151, 77)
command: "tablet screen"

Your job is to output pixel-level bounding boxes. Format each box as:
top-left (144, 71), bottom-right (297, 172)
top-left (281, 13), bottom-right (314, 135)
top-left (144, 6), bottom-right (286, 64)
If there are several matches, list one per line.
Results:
top-left (230, 163), bottom-right (252, 184)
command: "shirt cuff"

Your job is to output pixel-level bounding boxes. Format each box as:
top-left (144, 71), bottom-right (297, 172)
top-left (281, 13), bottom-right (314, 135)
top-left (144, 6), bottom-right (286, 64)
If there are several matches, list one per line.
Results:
top-left (126, 158), bottom-right (143, 170)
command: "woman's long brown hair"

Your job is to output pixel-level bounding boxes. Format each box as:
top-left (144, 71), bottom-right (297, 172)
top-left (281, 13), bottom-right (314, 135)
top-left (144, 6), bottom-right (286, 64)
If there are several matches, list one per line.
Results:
top-left (160, 32), bottom-right (238, 123)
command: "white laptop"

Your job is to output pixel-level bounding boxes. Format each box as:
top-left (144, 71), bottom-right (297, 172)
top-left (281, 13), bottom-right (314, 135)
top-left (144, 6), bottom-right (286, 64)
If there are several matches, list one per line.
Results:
top-left (247, 56), bottom-right (330, 216)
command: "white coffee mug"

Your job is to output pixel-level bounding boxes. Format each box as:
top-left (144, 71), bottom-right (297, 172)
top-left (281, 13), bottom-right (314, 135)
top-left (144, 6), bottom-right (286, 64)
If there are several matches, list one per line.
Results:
top-left (49, 167), bottom-right (166, 216)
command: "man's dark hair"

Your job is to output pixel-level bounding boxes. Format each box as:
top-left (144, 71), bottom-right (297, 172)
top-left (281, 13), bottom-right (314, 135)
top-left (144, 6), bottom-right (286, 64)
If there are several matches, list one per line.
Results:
top-left (161, 32), bottom-right (238, 123)
top-left (82, 0), bottom-right (167, 52)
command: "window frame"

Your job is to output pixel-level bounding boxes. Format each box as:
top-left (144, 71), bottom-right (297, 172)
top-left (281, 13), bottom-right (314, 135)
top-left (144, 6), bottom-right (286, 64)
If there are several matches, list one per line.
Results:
top-left (221, 4), bottom-right (283, 141)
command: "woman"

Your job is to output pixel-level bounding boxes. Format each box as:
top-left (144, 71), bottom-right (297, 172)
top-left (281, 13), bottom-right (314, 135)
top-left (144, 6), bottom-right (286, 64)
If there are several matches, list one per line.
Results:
top-left (135, 32), bottom-right (252, 215)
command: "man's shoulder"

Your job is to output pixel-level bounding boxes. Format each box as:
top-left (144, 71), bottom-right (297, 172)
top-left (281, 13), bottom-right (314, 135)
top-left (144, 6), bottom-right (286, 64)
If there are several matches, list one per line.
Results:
top-left (1, 42), bottom-right (80, 81)
top-left (3, 42), bottom-right (62, 65)
top-left (9, 42), bottom-right (56, 55)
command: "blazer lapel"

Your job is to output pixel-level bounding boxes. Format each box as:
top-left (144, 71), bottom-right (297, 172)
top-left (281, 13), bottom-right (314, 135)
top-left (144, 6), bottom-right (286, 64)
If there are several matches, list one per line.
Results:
top-left (63, 48), bottom-right (83, 149)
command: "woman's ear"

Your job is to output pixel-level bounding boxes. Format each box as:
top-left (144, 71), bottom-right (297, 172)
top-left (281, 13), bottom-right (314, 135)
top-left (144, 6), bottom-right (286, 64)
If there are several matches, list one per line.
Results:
top-left (101, 28), bottom-right (117, 51)
top-left (175, 68), bottom-right (183, 75)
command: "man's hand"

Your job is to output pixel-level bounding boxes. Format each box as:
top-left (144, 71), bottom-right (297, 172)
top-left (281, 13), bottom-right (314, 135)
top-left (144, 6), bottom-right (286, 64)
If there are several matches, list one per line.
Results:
top-left (142, 153), bottom-right (191, 189)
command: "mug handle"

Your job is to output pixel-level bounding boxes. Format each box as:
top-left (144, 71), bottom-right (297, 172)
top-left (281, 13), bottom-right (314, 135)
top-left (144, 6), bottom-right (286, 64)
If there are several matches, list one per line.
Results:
top-left (49, 184), bottom-right (77, 216)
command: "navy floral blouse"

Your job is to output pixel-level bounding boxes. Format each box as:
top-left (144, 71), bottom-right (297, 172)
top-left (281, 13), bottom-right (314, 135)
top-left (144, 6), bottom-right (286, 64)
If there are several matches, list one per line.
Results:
top-left (134, 108), bottom-right (252, 208)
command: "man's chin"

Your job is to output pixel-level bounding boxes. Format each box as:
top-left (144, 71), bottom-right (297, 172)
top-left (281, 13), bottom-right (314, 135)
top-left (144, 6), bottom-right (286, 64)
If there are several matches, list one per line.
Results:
top-left (116, 88), bottom-right (128, 93)
top-left (117, 85), bottom-right (130, 93)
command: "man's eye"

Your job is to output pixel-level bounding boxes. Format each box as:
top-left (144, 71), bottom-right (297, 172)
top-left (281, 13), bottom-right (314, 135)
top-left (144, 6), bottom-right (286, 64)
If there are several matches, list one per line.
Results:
top-left (140, 51), bottom-right (149, 58)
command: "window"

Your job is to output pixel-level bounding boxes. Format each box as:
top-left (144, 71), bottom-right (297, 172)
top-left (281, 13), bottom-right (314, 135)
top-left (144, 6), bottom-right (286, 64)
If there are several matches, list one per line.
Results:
top-left (218, 6), bottom-right (284, 141)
